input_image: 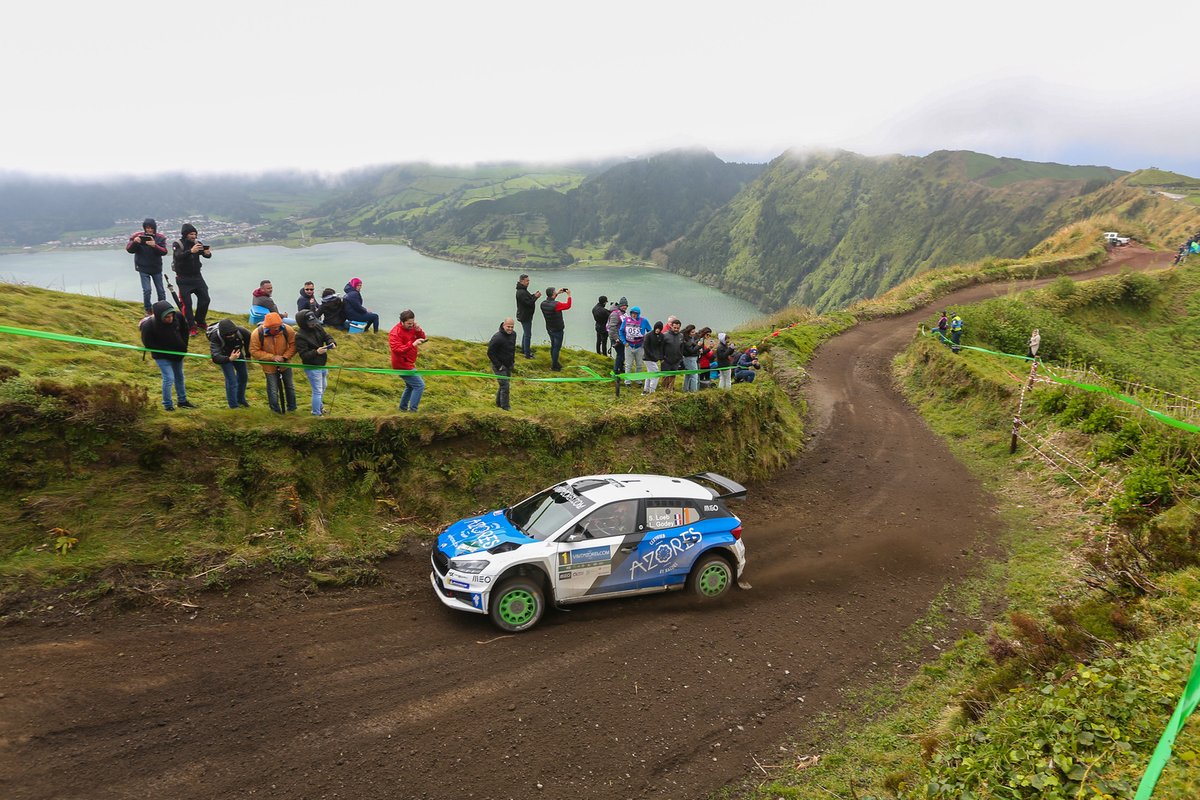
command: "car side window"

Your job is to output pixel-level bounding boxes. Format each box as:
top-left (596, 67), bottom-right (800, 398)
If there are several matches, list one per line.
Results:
top-left (645, 501), bottom-right (702, 530)
top-left (578, 500), bottom-right (640, 539)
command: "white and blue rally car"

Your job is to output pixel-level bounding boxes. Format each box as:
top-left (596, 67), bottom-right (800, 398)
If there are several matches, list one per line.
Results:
top-left (430, 472), bottom-right (748, 632)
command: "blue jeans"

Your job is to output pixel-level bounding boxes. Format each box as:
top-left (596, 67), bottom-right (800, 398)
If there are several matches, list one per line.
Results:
top-left (683, 357), bottom-right (699, 392)
top-left (303, 368), bottom-right (328, 415)
top-left (265, 368), bottom-right (297, 413)
top-left (734, 368), bottom-right (756, 383)
top-left (548, 330), bottom-right (564, 369)
top-left (520, 319), bottom-right (533, 357)
top-left (348, 312), bottom-right (380, 333)
top-left (139, 272), bottom-right (166, 312)
top-left (218, 360), bottom-right (248, 408)
top-left (400, 373), bottom-right (425, 411)
top-left (153, 358), bottom-right (187, 409)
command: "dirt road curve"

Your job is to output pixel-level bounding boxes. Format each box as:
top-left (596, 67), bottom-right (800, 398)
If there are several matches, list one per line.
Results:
top-left (0, 249), bottom-right (1172, 800)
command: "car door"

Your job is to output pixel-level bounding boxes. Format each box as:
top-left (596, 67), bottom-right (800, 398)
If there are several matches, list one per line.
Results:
top-left (630, 499), bottom-right (706, 590)
top-left (553, 499), bottom-right (645, 601)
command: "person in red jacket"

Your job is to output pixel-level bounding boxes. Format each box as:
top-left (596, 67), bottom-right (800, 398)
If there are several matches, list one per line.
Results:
top-left (388, 309), bottom-right (428, 411)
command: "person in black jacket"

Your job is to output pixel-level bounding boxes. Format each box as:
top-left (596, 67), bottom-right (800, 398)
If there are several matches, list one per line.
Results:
top-left (514, 274), bottom-right (541, 359)
top-left (715, 333), bottom-right (736, 390)
top-left (297, 282), bottom-right (321, 316)
top-left (540, 287), bottom-right (572, 371)
top-left (318, 288), bottom-right (347, 330)
top-left (140, 300), bottom-right (196, 411)
top-left (171, 223), bottom-right (212, 334)
top-left (591, 295), bottom-right (610, 356)
top-left (487, 317), bottom-right (517, 411)
top-left (642, 320), bottom-right (665, 394)
top-left (295, 309), bottom-right (337, 416)
top-left (658, 319), bottom-right (684, 392)
top-left (126, 217), bottom-right (168, 314)
top-left (208, 319), bottom-right (252, 409)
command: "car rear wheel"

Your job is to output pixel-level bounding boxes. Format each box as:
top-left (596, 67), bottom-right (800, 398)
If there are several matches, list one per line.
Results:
top-left (489, 578), bottom-right (544, 632)
top-left (688, 553), bottom-right (733, 599)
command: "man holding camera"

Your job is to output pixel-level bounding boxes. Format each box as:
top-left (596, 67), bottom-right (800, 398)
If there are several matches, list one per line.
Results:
top-left (539, 287), bottom-right (572, 372)
top-left (172, 223), bottom-right (212, 335)
top-left (126, 218), bottom-right (169, 314)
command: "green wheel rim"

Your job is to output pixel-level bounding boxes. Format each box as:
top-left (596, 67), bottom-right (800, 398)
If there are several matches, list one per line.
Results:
top-left (497, 588), bottom-right (538, 626)
top-left (698, 563), bottom-right (730, 597)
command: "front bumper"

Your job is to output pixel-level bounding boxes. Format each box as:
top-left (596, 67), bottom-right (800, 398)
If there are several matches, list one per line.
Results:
top-left (430, 550), bottom-right (489, 615)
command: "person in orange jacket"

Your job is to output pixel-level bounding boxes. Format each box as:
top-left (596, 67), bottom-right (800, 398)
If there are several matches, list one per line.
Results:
top-left (250, 312), bottom-right (298, 413)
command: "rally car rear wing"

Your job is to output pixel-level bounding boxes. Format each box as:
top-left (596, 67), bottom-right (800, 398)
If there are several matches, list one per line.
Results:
top-left (687, 472), bottom-right (748, 501)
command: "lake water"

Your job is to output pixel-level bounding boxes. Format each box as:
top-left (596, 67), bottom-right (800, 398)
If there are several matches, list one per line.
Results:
top-left (0, 242), bottom-right (762, 349)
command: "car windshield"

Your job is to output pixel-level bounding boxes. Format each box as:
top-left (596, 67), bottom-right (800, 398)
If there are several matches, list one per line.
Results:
top-left (506, 485), bottom-right (590, 541)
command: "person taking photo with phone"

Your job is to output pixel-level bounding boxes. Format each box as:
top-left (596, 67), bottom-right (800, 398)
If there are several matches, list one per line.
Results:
top-left (171, 222), bottom-right (212, 335)
top-left (126, 217), bottom-right (168, 314)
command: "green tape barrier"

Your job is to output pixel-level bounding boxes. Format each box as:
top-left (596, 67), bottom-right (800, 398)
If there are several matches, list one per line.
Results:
top-left (0, 324), bottom-right (737, 385)
top-left (919, 326), bottom-right (1200, 434)
top-left (1135, 637), bottom-right (1200, 799)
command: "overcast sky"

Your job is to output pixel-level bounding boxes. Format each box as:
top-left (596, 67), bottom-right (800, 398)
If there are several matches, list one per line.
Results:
top-left (3, 0), bottom-right (1195, 179)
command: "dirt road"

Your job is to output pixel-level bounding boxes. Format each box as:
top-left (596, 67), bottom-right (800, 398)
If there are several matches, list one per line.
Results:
top-left (0, 249), bottom-right (1172, 800)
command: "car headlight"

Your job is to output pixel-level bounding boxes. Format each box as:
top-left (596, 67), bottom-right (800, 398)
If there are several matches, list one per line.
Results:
top-left (450, 559), bottom-right (490, 574)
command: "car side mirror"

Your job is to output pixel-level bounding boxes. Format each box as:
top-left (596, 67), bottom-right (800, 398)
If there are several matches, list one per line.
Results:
top-left (564, 526), bottom-right (587, 543)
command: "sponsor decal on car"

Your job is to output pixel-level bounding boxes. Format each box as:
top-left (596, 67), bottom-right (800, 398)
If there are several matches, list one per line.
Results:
top-left (449, 578), bottom-right (470, 589)
top-left (471, 593), bottom-right (484, 609)
top-left (628, 529), bottom-right (703, 579)
top-left (558, 546), bottom-right (614, 580)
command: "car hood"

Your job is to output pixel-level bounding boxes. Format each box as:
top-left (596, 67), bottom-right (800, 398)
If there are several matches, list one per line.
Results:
top-left (437, 510), bottom-right (536, 558)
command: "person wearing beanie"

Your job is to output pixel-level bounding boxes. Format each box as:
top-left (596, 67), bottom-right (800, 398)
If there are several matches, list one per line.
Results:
top-left (207, 318), bottom-right (252, 409)
top-left (171, 222), bottom-right (212, 334)
top-left (716, 332), bottom-right (736, 390)
top-left (388, 309), bottom-right (428, 411)
top-left (606, 297), bottom-right (628, 380)
top-left (619, 305), bottom-right (652, 386)
top-left (139, 300), bottom-right (196, 411)
top-left (126, 217), bottom-right (168, 314)
top-left (642, 320), bottom-right (665, 394)
top-left (734, 346), bottom-right (760, 383)
top-left (342, 277), bottom-right (380, 332)
top-left (539, 287), bottom-right (572, 371)
top-left (295, 309), bottom-right (337, 416)
top-left (513, 274), bottom-right (541, 359)
top-left (249, 311), bottom-right (298, 414)
top-left (591, 295), bottom-right (611, 356)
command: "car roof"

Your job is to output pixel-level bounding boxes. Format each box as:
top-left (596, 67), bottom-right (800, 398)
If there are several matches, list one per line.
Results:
top-left (561, 474), bottom-right (714, 505)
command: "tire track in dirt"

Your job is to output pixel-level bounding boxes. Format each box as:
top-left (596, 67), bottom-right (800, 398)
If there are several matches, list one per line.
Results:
top-left (0, 248), bottom-right (1172, 800)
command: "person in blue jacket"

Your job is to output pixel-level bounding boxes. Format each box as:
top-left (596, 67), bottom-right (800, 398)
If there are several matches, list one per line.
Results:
top-left (343, 277), bottom-right (380, 332)
top-left (619, 306), bottom-right (652, 386)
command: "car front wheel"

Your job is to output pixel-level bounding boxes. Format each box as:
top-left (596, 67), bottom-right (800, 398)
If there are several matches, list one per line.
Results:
top-left (489, 577), bottom-right (545, 632)
top-left (688, 553), bottom-right (733, 599)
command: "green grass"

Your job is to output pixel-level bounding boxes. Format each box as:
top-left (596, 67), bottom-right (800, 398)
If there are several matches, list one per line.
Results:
top-left (0, 282), bottom-right (802, 593)
top-left (746, 263), bottom-right (1200, 799)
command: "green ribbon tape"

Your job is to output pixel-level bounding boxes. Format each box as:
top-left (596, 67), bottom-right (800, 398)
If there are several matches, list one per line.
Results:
top-left (1135, 637), bottom-right (1200, 799)
top-left (0, 324), bottom-right (736, 384)
top-left (919, 326), bottom-right (1200, 434)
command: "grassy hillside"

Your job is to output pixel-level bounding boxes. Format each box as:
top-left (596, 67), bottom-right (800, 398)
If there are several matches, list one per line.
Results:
top-left (751, 264), bottom-right (1200, 799)
top-left (403, 149), bottom-right (762, 267)
top-left (0, 284), bottom-right (802, 597)
top-left (665, 150), bottom-right (1200, 314)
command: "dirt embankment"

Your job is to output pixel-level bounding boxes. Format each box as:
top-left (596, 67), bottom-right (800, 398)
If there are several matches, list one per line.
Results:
top-left (0, 247), bottom-right (1173, 800)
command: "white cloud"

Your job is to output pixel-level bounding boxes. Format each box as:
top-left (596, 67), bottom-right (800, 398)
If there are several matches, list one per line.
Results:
top-left (2, 0), bottom-right (1195, 177)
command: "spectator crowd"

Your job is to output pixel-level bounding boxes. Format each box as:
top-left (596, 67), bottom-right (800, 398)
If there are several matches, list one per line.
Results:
top-left (129, 222), bottom-right (765, 416)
